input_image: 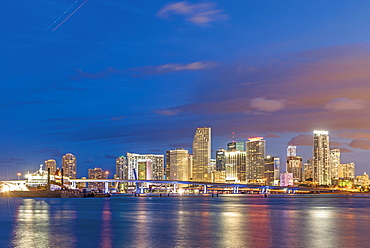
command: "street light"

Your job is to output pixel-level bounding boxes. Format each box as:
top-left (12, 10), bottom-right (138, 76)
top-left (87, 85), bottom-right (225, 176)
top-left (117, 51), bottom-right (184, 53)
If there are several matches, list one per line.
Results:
top-left (105, 171), bottom-right (109, 179)
top-left (17, 173), bottom-right (21, 180)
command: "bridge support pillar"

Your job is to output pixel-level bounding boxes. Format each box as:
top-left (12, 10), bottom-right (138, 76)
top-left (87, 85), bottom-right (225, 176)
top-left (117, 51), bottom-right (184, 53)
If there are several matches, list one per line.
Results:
top-left (233, 186), bottom-right (239, 194)
top-left (173, 183), bottom-right (177, 193)
top-left (71, 181), bottom-right (76, 189)
top-left (104, 182), bottom-right (109, 193)
top-left (203, 184), bottom-right (207, 194)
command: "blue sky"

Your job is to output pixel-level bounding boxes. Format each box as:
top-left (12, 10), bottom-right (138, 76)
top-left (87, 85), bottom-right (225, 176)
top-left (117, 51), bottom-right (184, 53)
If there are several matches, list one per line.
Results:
top-left (2, 1), bottom-right (370, 179)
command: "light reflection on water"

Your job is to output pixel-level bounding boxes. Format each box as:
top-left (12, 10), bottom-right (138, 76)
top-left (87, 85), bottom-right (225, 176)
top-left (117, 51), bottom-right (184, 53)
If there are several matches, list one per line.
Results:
top-left (1, 196), bottom-right (370, 247)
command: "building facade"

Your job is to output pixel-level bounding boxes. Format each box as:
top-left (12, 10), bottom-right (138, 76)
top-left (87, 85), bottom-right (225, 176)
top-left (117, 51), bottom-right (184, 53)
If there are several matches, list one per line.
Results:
top-left (313, 131), bottom-right (331, 185)
top-left (127, 153), bottom-right (164, 180)
top-left (88, 167), bottom-right (106, 189)
top-left (225, 151), bottom-right (247, 183)
top-left (246, 137), bottom-right (266, 182)
top-left (116, 156), bottom-right (128, 179)
top-left (166, 148), bottom-right (190, 181)
top-left (62, 153), bottom-right (77, 179)
top-left (192, 127), bottom-right (211, 182)
top-left (330, 149), bottom-right (341, 179)
top-left (44, 159), bottom-right (57, 175)
top-left (286, 156), bottom-right (303, 182)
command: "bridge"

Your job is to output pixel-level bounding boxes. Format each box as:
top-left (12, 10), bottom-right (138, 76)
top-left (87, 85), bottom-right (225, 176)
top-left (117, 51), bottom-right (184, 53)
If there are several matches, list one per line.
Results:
top-left (0, 178), bottom-right (319, 194)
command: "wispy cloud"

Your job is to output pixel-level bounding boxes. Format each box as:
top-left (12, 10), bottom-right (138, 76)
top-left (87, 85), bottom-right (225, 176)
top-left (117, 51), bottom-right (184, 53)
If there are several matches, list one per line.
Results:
top-left (324, 98), bottom-right (368, 111)
top-left (70, 61), bottom-right (216, 80)
top-left (157, 1), bottom-right (228, 26)
top-left (250, 97), bottom-right (285, 112)
top-left (349, 139), bottom-right (370, 150)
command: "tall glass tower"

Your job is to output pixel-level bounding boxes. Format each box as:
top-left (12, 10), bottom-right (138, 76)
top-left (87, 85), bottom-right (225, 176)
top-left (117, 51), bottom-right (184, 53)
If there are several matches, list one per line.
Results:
top-left (313, 130), bottom-right (331, 185)
top-left (192, 127), bottom-right (211, 182)
top-left (246, 137), bottom-right (266, 181)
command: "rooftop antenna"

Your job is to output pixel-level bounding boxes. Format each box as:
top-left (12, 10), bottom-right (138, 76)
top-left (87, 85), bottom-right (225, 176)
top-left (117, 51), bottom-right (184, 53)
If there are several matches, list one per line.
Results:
top-left (232, 132), bottom-right (235, 142)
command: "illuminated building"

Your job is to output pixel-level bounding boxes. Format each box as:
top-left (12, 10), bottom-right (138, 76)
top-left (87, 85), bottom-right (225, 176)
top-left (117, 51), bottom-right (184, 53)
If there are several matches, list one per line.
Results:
top-left (216, 148), bottom-right (226, 171)
top-left (303, 159), bottom-right (313, 181)
top-left (225, 151), bottom-right (247, 183)
top-left (44, 159), bottom-right (57, 174)
top-left (192, 127), bottom-right (211, 182)
top-left (286, 156), bottom-right (303, 182)
top-left (280, 172), bottom-right (293, 186)
top-left (313, 130), bottom-right (331, 185)
top-left (273, 157), bottom-right (280, 186)
top-left (265, 155), bottom-right (277, 185)
top-left (127, 153), bottom-right (164, 180)
top-left (339, 162), bottom-right (355, 179)
top-left (166, 148), bottom-right (190, 181)
top-left (246, 137), bottom-right (266, 182)
top-left (116, 156), bottom-right (128, 179)
top-left (330, 149), bottom-right (341, 179)
top-left (88, 167), bottom-right (106, 189)
top-left (62, 153), bottom-right (77, 179)
top-left (356, 172), bottom-right (369, 186)
top-left (227, 141), bottom-right (245, 151)
top-left (287, 146), bottom-right (297, 156)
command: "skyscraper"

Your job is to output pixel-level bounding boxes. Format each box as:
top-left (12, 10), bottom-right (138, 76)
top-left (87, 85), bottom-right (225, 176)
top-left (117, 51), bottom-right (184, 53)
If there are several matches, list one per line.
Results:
top-left (330, 149), bottom-right (341, 179)
top-left (192, 127), bottom-right (211, 182)
top-left (265, 155), bottom-right (276, 185)
top-left (313, 130), bottom-right (331, 185)
top-left (225, 150), bottom-right (247, 183)
top-left (127, 153), bottom-right (164, 180)
top-left (287, 146), bottom-right (297, 156)
top-left (166, 148), bottom-right (190, 181)
top-left (44, 159), bottom-right (57, 174)
top-left (215, 148), bottom-right (226, 171)
top-left (116, 156), bottom-right (128, 179)
top-left (246, 137), bottom-right (266, 182)
top-left (62, 153), bottom-right (77, 179)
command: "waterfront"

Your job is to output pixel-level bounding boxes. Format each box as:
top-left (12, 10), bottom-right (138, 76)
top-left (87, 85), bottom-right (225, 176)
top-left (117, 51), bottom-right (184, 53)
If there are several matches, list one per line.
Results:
top-left (1, 195), bottom-right (370, 248)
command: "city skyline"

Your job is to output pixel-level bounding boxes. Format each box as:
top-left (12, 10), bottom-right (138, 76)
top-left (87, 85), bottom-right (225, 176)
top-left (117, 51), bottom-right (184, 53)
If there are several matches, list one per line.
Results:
top-left (2, 1), bottom-right (370, 179)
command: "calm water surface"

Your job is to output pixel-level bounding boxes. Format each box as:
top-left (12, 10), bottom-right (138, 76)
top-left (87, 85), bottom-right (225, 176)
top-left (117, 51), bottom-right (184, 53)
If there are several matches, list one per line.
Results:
top-left (1, 195), bottom-right (370, 248)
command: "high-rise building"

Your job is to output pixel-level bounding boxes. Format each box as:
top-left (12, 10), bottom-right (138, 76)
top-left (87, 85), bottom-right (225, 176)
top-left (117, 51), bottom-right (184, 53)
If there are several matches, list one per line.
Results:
top-left (265, 155), bottom-right (277, 185)
top-left (246, 137), bottom-right (266, 182)
top-left (313, 131), bottom-right (331, 185)
top-left (339, 162), bottom-right (355, 179)
top-left (88, 167), bottom-right (106, 189)
top-left (273, 157), bottom-right (280, 186)
top-left (303, 158), bottom-right (313, 181)
top-left (44, 159), bottom-right (57, 175)
top-left (330, 149), bottom-right (341, 179)
top-left (192, 127), bottom-right (211, 182)
top-left (286, 156), bottom-right (303, 182)
top-left (225, 151), bottom-right (247, 183)
top-left (227, 141), bottom-right (245, 151)
top-left (127, 153), bottom-right (164, 180)
top-left (116, 156), bottom-right (128, 179)
top-left (287, 146), bottom-right (297, 156)
top-left (62, 153), bottom-right (77, 179)
top-left (166, 148), bottom-right (190, 181)
top-left (215, 148), bottom-right (226, 171)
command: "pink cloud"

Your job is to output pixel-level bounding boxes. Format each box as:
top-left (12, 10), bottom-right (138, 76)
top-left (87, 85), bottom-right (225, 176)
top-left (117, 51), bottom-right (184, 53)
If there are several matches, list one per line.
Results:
top-left (157, 1), bottom-right (228, 26)
top-left (288, 135), bottom-right (312, 146)
top-left (337, 131), bottom-right (370, 140)
top-left (250, 97), bottom-right (285, 112)
top-left (348, 139), bottom-right (370, 150)
top-left (324, 98), bottom-right (368, 111)
top-left (154, 109), bottom-right (180, 116)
